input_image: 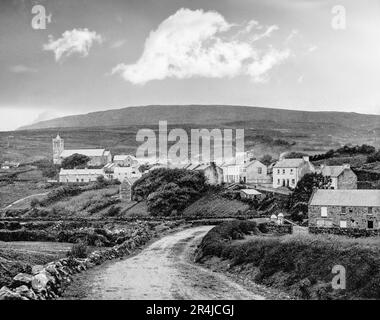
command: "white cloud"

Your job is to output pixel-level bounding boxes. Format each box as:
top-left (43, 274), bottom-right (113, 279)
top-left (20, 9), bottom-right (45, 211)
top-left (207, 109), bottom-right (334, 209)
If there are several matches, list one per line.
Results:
top-left (43, 28), bottom-right (102, 61)
top-left (110, 39), bottom-right (126, 49)
top-left (308, 45), bottom-right (318, 53)
top-left (112, 8), bottom-right (290, 85)
top-left (9, 65), bottom-right (38, 73)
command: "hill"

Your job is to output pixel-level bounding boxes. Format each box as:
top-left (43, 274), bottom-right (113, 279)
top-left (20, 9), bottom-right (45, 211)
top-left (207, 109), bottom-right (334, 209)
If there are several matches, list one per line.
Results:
top-left (19, 105), bottom-right (380, 131)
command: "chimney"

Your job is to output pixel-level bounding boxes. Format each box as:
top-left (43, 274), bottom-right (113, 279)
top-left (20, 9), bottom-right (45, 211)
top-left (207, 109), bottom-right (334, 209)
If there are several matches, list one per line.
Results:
top-left (343, 163), bottom-right (350, 169)
top-left (303, 156), bottom-right (309, 162)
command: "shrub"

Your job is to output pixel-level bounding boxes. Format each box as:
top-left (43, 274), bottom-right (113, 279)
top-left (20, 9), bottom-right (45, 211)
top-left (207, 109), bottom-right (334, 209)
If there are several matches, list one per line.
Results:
top-left (106, 205), bottom-right (121, 217)
top-left (133, 168), bottom-right (207, 216)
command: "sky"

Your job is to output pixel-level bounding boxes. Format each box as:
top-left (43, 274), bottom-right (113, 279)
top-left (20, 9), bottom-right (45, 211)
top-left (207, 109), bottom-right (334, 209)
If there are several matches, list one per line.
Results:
top-left (0, 0), bottom-right (379, 131)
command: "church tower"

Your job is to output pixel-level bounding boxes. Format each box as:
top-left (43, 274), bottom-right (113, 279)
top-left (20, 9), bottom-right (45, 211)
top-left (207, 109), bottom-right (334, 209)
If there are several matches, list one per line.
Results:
top-left (52, 134), bottom-right (64, 164)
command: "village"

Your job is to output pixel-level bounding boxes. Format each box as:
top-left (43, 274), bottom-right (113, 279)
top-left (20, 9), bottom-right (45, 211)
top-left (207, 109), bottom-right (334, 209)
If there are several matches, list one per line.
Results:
top-left (46, 133), bottom-right (379, 236)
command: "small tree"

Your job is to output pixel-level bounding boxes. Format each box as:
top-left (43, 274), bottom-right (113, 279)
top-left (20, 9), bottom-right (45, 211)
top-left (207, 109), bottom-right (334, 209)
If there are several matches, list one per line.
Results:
top-left (260, 154), bottom-right (273, 166)
top-left (288, 173), bottom-right (331, 220)
top-left (61, 153), bottom-right (90, 169)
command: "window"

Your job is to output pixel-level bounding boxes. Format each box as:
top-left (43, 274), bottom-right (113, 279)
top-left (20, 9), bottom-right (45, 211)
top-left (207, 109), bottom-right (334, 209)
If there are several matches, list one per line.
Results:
top-left (76, 179), bottom-right (79, 182)
top-left (368, 207), bottom-right (373, 214)
top-left (291, 179), bottom-right (295, 185)
top-left (348, 208), bottom-right (353, 214)
top-left (341, 207), bottom-right (346, 214)
top-left (277, 169), bottom-right (280, 174)
top-left (258, 167), bottom-right (262, 174)
top-left (290, 169), bottom-right (294, 174)
top-left (317, 219), bottom-right (332, 227)
top-left (340, 220), bottom-right (347, 228)
top-left (321, 207), bottom-right (328, 217)
top-left (277, 179), bottom-right (280, 185)
top-left (367, 221), bottom-right (374, 229)
top-left (283, 169), bottom-right (285, 174)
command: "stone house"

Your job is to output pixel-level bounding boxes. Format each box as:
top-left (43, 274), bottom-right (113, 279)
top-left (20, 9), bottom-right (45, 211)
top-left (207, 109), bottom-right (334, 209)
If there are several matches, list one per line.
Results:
top-left (308, 189), bottom-right (380, 230)
top-left (222, 164), bottom-right (244, 184)
top-left (319, 164), bottom-right (357, 189)
top-left (273, 156), bottom-right (314, 189)
top-left (113, 155), bottom-right (139, 167)
top-left (113, 166), bottom-right (142, 183)
top-left (194, 162), bottom-right (223, 185)
top-left (59, 168), bottom-right (106, 183)
top-left (243, 160), bottom-right (272, 186)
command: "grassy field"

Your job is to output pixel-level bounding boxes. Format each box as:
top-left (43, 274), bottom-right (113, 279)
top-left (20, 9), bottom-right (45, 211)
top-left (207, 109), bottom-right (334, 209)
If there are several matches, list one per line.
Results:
top-left (0, 241), bottom-right (73, 287)
top-left (197, 220), bottom-right (380, 300)
top-left (183, 192), bottom-right (249, 218)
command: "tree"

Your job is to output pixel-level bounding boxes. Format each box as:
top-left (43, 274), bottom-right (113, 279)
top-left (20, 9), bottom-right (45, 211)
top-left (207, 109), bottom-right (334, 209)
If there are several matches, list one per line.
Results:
top-left (284, 152), bottom-right (308, 159)
top-left (288, 173), bottom-right (331, 221)
top-left (61, 153), bottom-right (90, 169)
top-left (367, 150), bottom-right (380, 163)
top-left (138, 163), bottom-right (150, 173)
top-left (132, 168), bottom-right (207, 216)
top-left (260, 154), bottom-right (273, 166)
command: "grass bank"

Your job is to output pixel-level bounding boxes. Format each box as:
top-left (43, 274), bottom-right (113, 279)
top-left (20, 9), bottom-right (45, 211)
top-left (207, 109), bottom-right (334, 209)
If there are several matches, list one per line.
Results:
top-left (196, 220), bottom-right (380, 300)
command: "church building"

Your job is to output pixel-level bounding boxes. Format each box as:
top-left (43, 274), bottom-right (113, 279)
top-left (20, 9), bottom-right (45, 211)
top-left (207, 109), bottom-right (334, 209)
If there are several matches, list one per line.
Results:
top-left (52, 134), bottom-right (112, 166)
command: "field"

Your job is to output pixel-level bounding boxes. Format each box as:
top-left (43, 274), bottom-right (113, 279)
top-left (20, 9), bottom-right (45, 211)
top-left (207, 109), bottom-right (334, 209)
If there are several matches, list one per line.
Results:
top-left (183, 192), bottom-right (249, 218)
top-left (196, 220), bottom-right (380, 300)
top-left (0, 241), bottom-right (73, 287)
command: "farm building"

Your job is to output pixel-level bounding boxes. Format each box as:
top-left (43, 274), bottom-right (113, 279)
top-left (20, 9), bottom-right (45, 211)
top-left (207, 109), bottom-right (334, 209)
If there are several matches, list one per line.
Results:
top-left (319, 164), bottom-right (357, 189)
top-left (240, 189), bottom-right (264, 200)
top-left (59, 168), bottom-right (106, 183)
top-left (308, 189), bottom-right (380, 230)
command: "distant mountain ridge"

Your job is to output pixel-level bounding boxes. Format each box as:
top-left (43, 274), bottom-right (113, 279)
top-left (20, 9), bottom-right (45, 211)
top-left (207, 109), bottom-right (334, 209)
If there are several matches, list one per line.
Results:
top-left (18, 105), bottom-right (380, 130)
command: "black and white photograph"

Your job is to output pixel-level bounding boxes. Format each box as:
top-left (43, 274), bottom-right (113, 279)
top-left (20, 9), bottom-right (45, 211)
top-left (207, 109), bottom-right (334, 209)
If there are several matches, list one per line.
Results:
top-left (0, 0), bottom-right (379, 310)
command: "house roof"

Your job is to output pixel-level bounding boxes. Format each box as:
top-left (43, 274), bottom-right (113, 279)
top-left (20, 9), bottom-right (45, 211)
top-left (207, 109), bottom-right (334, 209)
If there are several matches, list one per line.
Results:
top-left (309, 189), bottom-right (380, 207)
top-left (60, 149), bottom-right (105, 158)
top-left (113, 154), bottom-right (137, 161)
top-left (59, 168), bottom-right (105, 175)
top-left (240, 189), bottom-right (262, 195)
top-left (321, 165), bottom-right (347, 177)
top-left (274, 158), bottom-right (305, 168)
top-left (244, 160), bottom-right (265, 169)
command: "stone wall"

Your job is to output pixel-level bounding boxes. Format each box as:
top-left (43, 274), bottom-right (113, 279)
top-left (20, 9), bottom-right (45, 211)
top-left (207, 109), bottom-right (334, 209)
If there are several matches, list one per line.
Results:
top-left (260, 222), bottom-right (292, 234)
top-left (309, 226), bottom-right (380, 237)
top-left (0, 222), bottom-right (181, 300)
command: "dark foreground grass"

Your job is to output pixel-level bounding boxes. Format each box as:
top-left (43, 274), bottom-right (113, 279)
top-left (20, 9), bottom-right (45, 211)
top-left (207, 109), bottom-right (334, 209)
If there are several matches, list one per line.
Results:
top-left (196, 220), bottom-right (380, 300)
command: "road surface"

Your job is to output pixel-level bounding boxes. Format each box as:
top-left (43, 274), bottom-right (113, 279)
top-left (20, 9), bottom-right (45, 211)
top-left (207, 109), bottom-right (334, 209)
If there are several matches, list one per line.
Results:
top-left (63, 226), bottom-right (275, 300)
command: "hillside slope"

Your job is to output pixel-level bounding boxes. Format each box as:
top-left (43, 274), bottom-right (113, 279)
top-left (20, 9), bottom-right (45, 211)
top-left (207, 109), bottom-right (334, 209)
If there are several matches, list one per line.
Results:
top-left (19, 105), bottom-right (380, 131)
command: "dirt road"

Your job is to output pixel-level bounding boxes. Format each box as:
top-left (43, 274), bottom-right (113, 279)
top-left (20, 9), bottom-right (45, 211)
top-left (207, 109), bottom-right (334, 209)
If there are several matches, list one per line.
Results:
top-left (63, 226), bottom-right (276, 300)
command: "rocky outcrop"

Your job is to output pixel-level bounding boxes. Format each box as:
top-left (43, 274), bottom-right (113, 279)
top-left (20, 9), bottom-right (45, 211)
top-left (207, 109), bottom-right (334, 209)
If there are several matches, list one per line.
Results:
top-left (0, 222), bottom-right (170, 300)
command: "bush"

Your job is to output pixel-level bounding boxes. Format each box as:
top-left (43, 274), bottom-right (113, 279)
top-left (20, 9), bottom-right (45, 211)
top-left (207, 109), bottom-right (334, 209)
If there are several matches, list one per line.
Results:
top-left (367, 151), bottom-right (380, 163)
top-left (68, 242), bottom-right (89, 258)
top-left (132, 168), bottom-right (207, 216)
top-left (106, 205), bottom-right (121, 217)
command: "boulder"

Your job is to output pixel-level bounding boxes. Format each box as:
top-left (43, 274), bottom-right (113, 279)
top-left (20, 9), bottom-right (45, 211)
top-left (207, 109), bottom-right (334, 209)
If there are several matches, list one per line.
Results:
top-left (12, 273), bottom-right (34, 287)
top-left (0, 286), bottom-right (23, 300)
top-left (31, 273), bottom-right (50, 293)
top-left (15, 285), bottom-right (38, 300)
top-left (31, 265), bottom-right (44, 275)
